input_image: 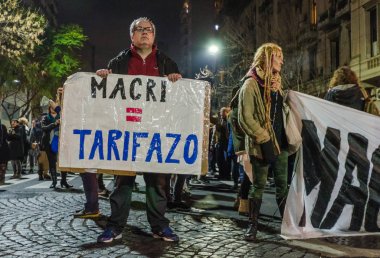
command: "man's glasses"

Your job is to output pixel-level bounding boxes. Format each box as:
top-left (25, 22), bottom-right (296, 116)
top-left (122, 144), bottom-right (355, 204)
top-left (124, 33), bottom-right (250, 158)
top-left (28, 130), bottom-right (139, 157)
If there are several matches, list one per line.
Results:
top-left (134, 26), bottom-right (154, 33)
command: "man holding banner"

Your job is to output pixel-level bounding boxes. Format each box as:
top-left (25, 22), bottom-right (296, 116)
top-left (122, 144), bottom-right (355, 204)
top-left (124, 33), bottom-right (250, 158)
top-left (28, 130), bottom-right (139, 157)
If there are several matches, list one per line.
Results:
top-left (95, 17), bottom-right (182, 243)
top-left (238, 43), bottom-right (288, 242)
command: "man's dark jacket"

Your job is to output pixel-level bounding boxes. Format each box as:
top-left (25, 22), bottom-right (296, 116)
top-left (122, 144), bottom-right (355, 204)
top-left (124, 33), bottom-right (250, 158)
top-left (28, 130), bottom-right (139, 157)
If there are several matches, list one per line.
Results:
top-left (7, 125), bottom-right (24, 160)
top-left (107, 48), bottom-right (180, 76)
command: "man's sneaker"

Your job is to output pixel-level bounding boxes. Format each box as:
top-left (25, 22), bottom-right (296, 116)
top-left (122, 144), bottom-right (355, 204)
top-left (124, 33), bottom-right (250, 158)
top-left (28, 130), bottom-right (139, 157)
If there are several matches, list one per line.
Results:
top-left (73, 209), bottom-right (101, 219)
top-left (152, 227), bottom-right (179, 242)
top-left (97, 228), bottom-right (122, 243)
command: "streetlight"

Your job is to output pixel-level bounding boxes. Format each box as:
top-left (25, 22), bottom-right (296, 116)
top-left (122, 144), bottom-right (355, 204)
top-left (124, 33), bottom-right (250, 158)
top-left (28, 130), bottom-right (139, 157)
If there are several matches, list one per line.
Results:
top-left (207, 43), bottom-right (222, 112)
top-left (208, 44), bottom-right (220, 55)
top-left (208, 43), bottom-right (221, 76)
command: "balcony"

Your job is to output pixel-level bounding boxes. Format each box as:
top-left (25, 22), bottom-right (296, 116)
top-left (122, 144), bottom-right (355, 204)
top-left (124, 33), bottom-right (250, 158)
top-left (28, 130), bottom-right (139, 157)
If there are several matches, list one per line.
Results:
top-left (318, 9), bottom-right (339, 31)
top-left (298, 25), bottom-right (318, 46)
top-left (335, 0), bottom-right (350, 20)
top-left (367, 55), bottom-right (380, 70)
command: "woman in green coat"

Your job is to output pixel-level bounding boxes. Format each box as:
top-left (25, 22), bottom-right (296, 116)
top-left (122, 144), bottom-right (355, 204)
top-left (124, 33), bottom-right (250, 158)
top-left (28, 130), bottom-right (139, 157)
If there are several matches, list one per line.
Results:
top-left (238, 43), bottom-right (288, 241)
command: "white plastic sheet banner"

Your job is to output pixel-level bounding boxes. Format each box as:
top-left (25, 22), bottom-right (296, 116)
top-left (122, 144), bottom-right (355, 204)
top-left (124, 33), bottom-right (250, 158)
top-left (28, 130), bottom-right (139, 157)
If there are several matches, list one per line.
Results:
top-left (59, 72), bottom-right (210, 175)
top-left (282, 91), bottom-right (380, 239)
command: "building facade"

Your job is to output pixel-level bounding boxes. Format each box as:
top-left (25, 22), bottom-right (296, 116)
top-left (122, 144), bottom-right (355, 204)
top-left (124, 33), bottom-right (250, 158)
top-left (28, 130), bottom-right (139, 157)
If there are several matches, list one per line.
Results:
top-left (351, 0), bottom-right (380, 88)
top-left (213, 0), bottom-right (379, 110)
top-left (180, 0), bottom-right (192, 78)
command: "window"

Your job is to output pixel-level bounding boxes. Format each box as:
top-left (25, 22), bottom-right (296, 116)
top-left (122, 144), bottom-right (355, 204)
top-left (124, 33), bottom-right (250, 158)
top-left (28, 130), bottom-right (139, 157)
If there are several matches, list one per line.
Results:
top-left (183, 1), bottom-right (190, 14)
top-left (309, 47), bottom-right (317, 79)
top-left (311, 0), bottom-right (317, 27)
top-left (331, 39), bottom-right (340, 71)
top-left (370, 7), bottom-right (378, 56)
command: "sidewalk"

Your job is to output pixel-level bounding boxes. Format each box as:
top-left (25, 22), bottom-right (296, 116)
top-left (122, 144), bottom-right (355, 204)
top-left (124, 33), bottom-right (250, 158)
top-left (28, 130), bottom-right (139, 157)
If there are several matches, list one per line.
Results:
top-left (0, 173), bottom-right (319, 258)
top-left (1, 168), bottom-right (379, 257)
top-left (134, 173), bottom-right (380, 258)
top-left (179, 175), bottom-right (281, 221)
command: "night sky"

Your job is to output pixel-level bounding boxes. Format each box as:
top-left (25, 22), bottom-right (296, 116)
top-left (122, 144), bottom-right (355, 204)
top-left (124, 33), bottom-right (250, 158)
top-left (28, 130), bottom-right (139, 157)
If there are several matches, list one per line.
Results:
top-left (56, 0), bottom-right (216, 77)
top-left (56, 0), bottom-right (182, 72)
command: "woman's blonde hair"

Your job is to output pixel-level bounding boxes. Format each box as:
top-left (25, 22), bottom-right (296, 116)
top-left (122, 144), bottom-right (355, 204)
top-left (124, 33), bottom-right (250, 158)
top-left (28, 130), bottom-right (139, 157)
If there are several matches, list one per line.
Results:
top-left (250, 43), bottom-right (283, 73)
top-left (249, 43), bottom-right (283, 130)
top-left (329, 66), bottom-right (358, 89)
top-left (18, 117), bottom-right (28, 125)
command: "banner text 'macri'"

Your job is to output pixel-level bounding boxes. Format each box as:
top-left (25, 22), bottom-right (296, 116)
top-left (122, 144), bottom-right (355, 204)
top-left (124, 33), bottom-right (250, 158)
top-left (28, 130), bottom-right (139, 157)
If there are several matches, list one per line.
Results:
top-left (91, 77), bottom-right (167, 102)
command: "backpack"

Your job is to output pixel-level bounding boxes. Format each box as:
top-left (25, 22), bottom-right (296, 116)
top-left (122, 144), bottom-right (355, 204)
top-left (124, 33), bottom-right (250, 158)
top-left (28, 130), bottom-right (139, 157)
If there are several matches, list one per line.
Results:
top-left (359, 86), bottom-right (380, 116)
top-left (229, 83), bottom-right (248, 154)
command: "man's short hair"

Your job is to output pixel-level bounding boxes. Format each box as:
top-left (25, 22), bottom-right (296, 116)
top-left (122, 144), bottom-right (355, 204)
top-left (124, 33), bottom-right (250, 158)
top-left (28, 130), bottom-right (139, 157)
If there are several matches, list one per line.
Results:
top-left (129, 17), bottom-right (156, 37)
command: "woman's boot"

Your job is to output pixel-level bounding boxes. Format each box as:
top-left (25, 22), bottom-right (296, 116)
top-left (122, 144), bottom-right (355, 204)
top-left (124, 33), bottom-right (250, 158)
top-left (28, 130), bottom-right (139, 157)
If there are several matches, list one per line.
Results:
top-left (60, 172), bottom-right (73, 188)
top-left (244, 198), bottom-right (262, 241)
top-left (50, 169), bottom-right (57, 188)
top-left (238, 198), bottom-right (249, 216)
top-left (38, 170), bottom-right (44, 181)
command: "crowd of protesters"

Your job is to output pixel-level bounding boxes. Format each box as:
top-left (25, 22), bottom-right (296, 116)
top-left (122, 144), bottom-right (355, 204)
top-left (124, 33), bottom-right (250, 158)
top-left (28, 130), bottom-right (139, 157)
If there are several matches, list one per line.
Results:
top-left (0, 97), bottom-right (109, 191)
top-left (1, 16), bottom-right (377, 247)
top-left (1, 117), bottom-right (39, 181)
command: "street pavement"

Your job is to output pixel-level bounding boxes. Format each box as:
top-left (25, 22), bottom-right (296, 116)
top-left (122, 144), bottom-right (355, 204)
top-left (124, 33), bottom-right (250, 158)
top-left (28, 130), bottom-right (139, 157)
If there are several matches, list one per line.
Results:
top-left (0, 169), bottom-right (379, 257)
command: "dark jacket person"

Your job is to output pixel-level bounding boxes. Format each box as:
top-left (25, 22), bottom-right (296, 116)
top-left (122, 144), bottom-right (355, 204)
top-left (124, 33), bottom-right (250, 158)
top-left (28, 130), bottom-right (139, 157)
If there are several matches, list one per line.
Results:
top-left (96, 17), bottom-right (181, 244)
top-left (0, 122), bottom-right (10, 184)
top-left (324, 66), bottom-right (365, 111)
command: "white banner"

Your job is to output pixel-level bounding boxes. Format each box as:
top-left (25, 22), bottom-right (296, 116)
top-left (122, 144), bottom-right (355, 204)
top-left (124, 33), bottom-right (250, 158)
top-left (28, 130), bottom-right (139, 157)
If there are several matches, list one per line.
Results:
top-left (58, 72), bottom-right (210, 175)
top-left (282, 91), bottom-right (380, 239)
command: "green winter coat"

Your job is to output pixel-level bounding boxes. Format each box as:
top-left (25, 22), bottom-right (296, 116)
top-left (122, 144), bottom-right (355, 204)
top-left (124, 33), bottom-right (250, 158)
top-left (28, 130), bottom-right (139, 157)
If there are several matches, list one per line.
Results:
top-left (238, 77), bottom-right (281, 158)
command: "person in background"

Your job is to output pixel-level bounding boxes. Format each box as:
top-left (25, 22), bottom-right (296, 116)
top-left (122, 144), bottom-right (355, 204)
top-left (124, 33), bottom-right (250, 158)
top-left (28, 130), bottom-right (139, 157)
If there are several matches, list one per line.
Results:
top-left (18, 117), bottom-right (31, 174)
top-left (41, 100), bottom-right (73, 189)
top-left (166, 174), bottom-right (191, 210)
top-left (73, 170), bottom-right (102, 219)
top-left (72, 171), bottom-right (109, 220)
top-left (95, 17), bottom-right (182, 243)
top-left (45, 86), bottom-right (107, 220)
top-left (8, 119), bottom-right (24, 179)
top-left (212, 107), bottom-right (230, 180)
top-left (228, 86), bottom-right (252, 215)
top-left (227, 99), bottom-right (240, 190)
top-left (208, 114), bottom-right (218, 175)
top-left (325, 66), bottom-right (365, 111)
top-left (0, 120), bottom-right (10, 184)
top-left (27, 119), bottom-right (39, 174)
top-left (37, 99), bottom-right (52, 181)
top-left (238, 43), bottom-right (288, 242)
top-left (30, 119), bottom-right (44, 180)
